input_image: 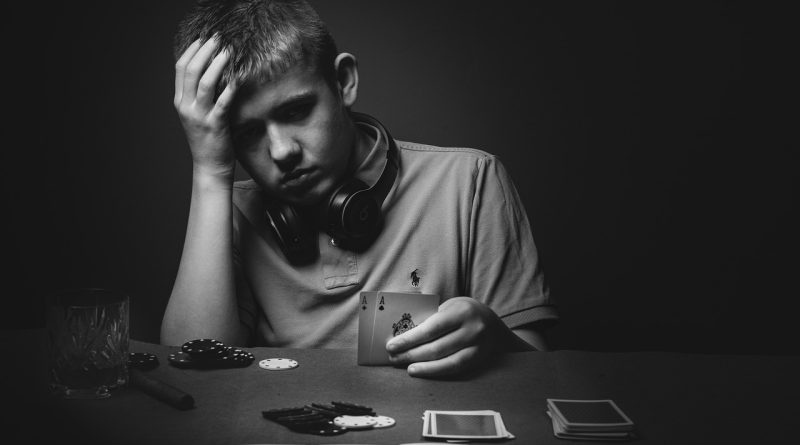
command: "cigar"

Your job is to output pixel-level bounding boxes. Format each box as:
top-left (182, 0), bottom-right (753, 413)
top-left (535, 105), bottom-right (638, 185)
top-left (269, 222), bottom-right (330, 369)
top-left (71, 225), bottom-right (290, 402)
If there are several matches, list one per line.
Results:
top-left (129, 369), bottom-right (195, 410)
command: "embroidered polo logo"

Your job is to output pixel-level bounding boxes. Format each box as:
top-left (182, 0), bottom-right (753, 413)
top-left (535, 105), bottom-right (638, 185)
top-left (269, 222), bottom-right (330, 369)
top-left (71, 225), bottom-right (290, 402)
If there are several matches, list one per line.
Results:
top-left (392, 313), bottom-right (416, 336)
top-left (410, 269), bottom-right (422, 287)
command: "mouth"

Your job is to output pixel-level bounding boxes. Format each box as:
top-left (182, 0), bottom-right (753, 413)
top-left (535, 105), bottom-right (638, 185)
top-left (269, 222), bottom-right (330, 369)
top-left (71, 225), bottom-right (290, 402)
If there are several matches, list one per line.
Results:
top-left (280, 168), bottom-right (317, 190)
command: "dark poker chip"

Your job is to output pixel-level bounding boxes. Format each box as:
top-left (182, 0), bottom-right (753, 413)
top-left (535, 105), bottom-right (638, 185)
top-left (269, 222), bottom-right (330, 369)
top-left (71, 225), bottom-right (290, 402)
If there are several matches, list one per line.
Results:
top-left (181, 339), bottom-right (226, 359)
top-left (262, 407), bottom-right (311, 420)
top-left (128, 352), bottom-right (159, 371)
top-left (291, 423), bottom-right (347, 436)
top-left (169, 344), bottom-right (255, 369)
top-left (330, 401), bottom-right (375, 416)
top-left (285, 417), bottom-right (347, 436)
top-left (262, 406), bottom-right (347, 436)
top-left (277, 413), bottom-right (329, 425)
top-left (306, 404), bottom-right (342, 419)
top-left (167, 351), bottom-right (195, 368)
top-left (215, 348), bottom-right (255, 368)
top-left (226, 347), bottom-right (255, 360)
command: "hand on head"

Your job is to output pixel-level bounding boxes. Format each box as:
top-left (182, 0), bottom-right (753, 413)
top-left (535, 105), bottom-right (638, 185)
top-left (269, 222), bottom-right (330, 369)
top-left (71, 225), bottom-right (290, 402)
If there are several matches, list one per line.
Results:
top-left (174, 36), bottom-right (238, 179)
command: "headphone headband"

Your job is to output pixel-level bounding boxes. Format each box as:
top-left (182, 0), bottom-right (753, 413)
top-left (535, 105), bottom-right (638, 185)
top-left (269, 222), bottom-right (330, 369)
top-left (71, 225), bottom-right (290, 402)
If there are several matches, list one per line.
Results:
top-left (347, 111), bottom-right (399, 217)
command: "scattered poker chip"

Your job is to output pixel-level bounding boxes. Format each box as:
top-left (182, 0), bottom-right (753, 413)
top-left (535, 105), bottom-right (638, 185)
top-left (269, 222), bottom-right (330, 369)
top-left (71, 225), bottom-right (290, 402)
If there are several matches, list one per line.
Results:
top-left (262, 407), bottom-right (311, 420)
top-left (279, 413), bottom-right (328, 424)
top-left (368, 415), bottom-right (396, 428)
top-left (295, 423), bottom-right (347, 436)
top-left (306, 404), bottom-right (341, 419)
top-left (332, 401), bottom-right (374, 412)
top-left (333, 415), bottom-right (378, 430)
top-left (262, 401), bottom-right (389, 436)
top-left (329, 401), bottom-right (376, 416)
top-left (259, 358), bottom-right (299, 370)
top-left (128, 352), bottom-right (159, 371)
top-left (332, 400), bottom-right (372, 410)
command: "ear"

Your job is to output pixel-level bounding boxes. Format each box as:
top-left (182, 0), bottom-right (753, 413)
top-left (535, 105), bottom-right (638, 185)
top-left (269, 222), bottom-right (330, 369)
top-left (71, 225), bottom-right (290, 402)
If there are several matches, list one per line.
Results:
top-left (334, 53), bottom-right (359, 107)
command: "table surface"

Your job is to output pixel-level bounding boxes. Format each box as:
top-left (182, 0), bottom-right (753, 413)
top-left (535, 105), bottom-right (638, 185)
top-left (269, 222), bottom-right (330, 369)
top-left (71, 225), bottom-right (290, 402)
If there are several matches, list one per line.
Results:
top-left (3, 329), bottom-right (799, 444)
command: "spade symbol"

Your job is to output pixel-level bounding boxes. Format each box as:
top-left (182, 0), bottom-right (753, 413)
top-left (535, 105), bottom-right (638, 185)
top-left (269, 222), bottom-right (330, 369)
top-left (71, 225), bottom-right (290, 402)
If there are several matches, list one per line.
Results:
top-left (362, 305), bottom-right (366, 310)
top-left (379, 305), bottom-right (384, 310)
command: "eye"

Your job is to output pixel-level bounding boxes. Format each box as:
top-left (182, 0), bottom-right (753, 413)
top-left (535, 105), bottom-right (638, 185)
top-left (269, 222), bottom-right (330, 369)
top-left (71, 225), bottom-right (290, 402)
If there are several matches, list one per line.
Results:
top-left (233, 122), bottom-right (264, 143)
top-left (277, 102), bottom-right (314, 123)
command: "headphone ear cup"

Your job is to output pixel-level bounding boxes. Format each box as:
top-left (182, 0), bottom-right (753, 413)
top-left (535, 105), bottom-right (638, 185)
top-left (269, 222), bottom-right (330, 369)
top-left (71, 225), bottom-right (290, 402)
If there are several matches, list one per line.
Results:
top-left (264, 201), bottom-right (317, 264)
top-left (327, 178), bottom-right (381, 243)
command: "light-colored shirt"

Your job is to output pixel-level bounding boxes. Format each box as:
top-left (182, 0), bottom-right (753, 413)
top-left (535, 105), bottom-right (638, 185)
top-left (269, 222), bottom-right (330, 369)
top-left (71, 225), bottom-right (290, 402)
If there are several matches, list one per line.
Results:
top-left (232, 121), bottom-right (557, 348)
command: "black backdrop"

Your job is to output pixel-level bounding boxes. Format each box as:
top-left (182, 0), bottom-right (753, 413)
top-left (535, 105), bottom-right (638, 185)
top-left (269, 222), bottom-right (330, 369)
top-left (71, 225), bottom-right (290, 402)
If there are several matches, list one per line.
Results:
top-left (5, 1), bottom-right (796, 354)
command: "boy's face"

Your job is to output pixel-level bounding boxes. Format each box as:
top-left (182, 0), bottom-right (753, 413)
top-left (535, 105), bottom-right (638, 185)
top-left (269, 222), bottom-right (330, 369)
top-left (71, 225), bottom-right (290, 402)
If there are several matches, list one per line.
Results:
top-left (229, 65), bottom-right (354, 207)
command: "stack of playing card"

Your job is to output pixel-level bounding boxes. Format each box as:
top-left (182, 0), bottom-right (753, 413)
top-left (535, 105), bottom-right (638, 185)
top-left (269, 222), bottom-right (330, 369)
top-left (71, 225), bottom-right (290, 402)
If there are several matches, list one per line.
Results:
top-left (546, 399), bottom-right (635, 441)
top-left (422, 410), bottom-right (514, 440)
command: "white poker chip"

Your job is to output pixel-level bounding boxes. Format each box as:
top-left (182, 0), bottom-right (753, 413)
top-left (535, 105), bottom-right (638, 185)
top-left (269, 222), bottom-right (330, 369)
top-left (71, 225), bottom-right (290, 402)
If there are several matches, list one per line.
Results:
top-left (258, 358), bottom-right (299, 370)
top-left (333, 415), bottom-right (377, 430)
top-left (367, 415), bottom-right (396, 428)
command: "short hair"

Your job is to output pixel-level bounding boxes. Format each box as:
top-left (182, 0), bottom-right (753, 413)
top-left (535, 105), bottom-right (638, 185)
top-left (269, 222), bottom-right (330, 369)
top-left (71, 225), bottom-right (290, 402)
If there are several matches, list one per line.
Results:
top-left (174, 0), bottom-right (339, 92)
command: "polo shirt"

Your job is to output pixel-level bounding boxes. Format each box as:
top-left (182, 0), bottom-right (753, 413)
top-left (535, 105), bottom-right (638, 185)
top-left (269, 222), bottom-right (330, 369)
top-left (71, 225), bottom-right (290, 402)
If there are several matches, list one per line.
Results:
top-left (232, 119), bottom-right (557, 348)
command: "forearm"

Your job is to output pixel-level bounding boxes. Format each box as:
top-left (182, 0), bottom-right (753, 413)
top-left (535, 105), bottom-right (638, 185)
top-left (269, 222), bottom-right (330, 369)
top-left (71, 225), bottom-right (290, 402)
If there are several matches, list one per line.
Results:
top-left (161, 168), bottom-right (245, 346)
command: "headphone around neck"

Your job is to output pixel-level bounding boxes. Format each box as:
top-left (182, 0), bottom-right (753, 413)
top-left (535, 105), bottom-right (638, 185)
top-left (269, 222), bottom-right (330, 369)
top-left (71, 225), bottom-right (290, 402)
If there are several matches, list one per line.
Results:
top-left (264, 112), bottom-right (399, 264)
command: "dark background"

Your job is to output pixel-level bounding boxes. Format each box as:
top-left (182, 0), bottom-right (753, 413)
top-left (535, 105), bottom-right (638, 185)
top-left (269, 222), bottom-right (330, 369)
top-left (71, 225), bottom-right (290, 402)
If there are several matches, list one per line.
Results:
top-left (4, 1), bottom-right (795, 354)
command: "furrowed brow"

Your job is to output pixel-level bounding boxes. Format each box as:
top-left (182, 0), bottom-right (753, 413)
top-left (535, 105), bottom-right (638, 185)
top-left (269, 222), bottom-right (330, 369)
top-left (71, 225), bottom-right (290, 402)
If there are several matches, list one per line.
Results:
top-left (230, 91), bottom-right (318, 128)
top-left (272, 92), bottom-right (318, 115)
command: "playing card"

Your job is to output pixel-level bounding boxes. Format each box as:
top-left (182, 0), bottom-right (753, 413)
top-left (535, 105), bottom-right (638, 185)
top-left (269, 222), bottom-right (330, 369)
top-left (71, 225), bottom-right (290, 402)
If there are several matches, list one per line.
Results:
top-left (357, 291), bottom-right (379, 362)
top-left (547, 409), bottom-right (633, 441)
top-left (547, 399), bottom-right (634, 433)
top-left (422, 410), bottom-right (514, 440)
top-left (357, 291), bottom-right (439, 365)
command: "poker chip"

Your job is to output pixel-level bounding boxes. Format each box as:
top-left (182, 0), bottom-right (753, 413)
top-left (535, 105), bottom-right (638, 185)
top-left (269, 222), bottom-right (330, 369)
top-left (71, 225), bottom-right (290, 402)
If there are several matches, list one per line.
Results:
top-left (295, 424), bottom-right (347, 436)
top-left (128, 352), bottom-right (159, 371)
top-left (306, 403), bottom-right (341, 419)
top-left (169, 341), bottom-right (255, 369)
top-left (333, 415), bottom-right (378, 430)
top-left (259, 358), bottom-right (299, 370)
top-left (217, 347), bottom-right (255, 367)
top-left (368, 415), bottom-right (396, 428)
top-left (330, 400), bottom-right (376, 416)
top-left (332, 400), bottom-right (373, 411)
top-left (167, 351), bottom-right (195, 368)
top-left (181, 338), bottom-right (226, 359)
top-left (262, 401), bottom-right (389, 436)
top-left (262, 407), bottom-right (311, 420)
top-left (262, 408), bottom-right (347, 436)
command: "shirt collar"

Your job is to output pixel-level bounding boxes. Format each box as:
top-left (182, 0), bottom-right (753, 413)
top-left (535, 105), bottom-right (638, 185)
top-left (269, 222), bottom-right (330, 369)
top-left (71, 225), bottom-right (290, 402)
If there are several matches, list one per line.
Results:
top-left (352, 119), bottom-right (387, 188)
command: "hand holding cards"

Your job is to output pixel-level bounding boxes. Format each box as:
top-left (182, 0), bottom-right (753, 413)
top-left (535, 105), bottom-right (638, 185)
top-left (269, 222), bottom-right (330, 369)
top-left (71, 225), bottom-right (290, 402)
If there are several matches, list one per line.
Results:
top-left (357, 291), bottom-right (439, 365)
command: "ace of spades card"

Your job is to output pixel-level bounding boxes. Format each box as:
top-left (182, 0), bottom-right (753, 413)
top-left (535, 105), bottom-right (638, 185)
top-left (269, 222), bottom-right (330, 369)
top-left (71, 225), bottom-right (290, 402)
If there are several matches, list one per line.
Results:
top-left (358, 291), bottom-right (439, 365)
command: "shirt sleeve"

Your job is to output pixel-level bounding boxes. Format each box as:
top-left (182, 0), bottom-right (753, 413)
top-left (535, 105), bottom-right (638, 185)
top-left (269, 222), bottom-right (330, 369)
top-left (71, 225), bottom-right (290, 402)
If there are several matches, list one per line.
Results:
top-left (466, 155), bottom-right (558, 329)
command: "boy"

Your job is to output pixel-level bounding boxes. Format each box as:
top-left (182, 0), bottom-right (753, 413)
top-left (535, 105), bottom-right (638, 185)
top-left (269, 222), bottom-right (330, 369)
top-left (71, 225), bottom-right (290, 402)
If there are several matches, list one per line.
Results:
top-left (161, 0), bottom-right (557, 377)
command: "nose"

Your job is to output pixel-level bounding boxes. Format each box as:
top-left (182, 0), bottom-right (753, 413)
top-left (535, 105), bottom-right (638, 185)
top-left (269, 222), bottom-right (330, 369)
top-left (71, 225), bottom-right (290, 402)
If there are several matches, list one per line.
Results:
top-left (267, 124), bottom-right (302, 171)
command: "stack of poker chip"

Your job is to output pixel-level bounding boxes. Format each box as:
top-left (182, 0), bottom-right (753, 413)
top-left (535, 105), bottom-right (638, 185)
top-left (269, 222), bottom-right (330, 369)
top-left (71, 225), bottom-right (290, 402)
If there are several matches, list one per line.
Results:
top-left (168, 339), bottom-right (255, 369)
top-left (262, 401), bottom-right (395, 436)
